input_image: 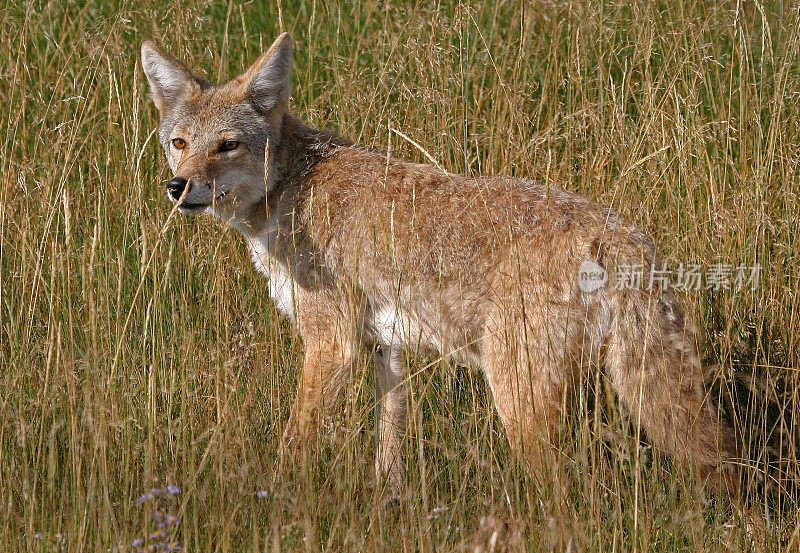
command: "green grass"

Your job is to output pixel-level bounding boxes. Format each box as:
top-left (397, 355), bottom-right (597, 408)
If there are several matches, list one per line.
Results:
top-left (1, 0), bottom-right (799, 551)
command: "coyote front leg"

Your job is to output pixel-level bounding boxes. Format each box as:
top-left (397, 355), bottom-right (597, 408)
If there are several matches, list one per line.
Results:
top-left (281, 304), bottom-right (357, 458)
top-left (374, 346), bottom-right (408, 495)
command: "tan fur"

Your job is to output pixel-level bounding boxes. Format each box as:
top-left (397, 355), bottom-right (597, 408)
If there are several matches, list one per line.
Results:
top-left (142, 34), bottom-right (739, 496)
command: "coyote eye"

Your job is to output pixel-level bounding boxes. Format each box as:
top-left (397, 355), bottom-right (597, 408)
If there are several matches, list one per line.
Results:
top-left (172, 138), bottom-right (186, 150)
top-left (220, 140), bottom-right (239, 152)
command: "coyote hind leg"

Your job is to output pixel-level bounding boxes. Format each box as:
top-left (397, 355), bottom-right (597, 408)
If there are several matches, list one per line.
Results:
top-left (480, 303), bottom-right (578, 489)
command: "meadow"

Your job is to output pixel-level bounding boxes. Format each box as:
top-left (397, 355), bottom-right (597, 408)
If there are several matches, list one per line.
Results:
top-left (1, 0), bottom-right (799, 551)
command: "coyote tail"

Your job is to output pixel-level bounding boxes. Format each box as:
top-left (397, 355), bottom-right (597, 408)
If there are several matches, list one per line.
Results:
top-left (597, 238), bottom-right (739, 492)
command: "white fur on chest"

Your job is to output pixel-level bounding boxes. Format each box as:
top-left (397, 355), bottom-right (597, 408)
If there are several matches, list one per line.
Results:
top-left (248, 235), bottom-right (298, 323)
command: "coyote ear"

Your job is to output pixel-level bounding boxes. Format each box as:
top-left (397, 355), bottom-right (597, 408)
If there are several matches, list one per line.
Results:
top-left (241, 32), bottom-right (293, 113)
top-left (141, 42), bottom-right (199, 112)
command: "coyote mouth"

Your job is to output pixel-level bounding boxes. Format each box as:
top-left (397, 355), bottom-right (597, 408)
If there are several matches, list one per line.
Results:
top-left (174, 192), bottom-right (229, 214)
top-left (177, 202), bottom-right (208, 213)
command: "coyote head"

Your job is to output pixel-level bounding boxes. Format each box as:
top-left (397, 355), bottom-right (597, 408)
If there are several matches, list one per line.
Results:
top-left (141, 34), bottom-right (292, 221)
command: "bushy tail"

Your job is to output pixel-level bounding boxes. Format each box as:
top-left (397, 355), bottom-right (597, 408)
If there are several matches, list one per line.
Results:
top-left (599, 243), bottom-right (739, 493)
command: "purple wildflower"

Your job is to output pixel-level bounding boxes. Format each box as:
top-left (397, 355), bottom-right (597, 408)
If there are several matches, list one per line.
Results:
top-left (426, 506), bottom-right (448, 520)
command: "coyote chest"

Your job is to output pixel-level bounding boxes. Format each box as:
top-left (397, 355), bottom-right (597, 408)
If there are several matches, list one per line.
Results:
top-left (249, 236), bottom-right (299, 323)
top-left (248, 229), bottom-right (471, 362)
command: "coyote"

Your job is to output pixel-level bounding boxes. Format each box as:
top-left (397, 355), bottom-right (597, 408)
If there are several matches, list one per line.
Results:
top-left (141, 33), bottom-right (738, 495)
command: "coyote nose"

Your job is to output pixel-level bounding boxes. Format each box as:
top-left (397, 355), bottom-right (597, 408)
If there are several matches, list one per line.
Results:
top-left (167, 177), bottom-right (188, 199)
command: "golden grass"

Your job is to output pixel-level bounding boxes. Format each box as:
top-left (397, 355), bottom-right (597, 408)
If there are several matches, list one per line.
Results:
top-left (1, 0), bottom-right (798, 551)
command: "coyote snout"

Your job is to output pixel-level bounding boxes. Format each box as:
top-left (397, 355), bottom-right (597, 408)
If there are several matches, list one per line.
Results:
top-left (166, 176), bottom-right (186, 200)
top-left (142, 33), bottom-right (739, 498)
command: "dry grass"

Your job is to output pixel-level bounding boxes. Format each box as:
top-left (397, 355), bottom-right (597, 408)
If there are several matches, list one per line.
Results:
top-left (1, 0), bottom-right (799, 551)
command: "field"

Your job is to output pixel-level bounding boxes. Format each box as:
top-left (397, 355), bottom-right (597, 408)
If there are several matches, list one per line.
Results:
top-left (2, 0), bottom-right (800, 551)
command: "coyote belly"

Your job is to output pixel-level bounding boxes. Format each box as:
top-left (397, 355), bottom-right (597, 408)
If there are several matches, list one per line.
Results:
top-left (141, 33), bottom-right (738, 496)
